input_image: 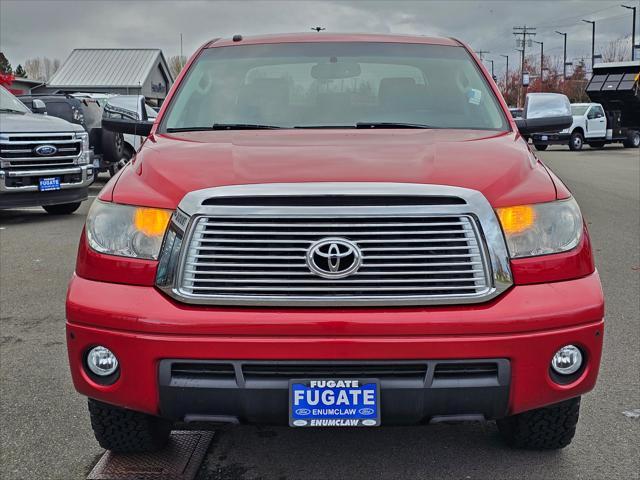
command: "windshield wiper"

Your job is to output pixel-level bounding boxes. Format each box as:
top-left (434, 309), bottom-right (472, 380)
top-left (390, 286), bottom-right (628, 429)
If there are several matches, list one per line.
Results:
top-left (355, 122), bottom-right (434, 129)
top-left (166, 124), bottom-right (282, 133)
top-left (212, 123), bottom-right (282, 130)
top-left (0, 108), bottom-right (26, 114)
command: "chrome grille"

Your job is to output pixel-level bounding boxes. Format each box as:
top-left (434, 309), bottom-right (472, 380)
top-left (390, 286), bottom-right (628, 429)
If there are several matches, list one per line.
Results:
top-left (161, 183), bottom-right (513, 306)
top-left (178, 214), bottom-right (491, 304)
top-left (0, 133), bottom-right (80, 169)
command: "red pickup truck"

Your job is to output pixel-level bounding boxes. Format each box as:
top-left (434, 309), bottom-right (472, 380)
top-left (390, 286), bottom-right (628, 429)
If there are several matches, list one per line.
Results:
top-left (66, 33), bottom-right (604, 453)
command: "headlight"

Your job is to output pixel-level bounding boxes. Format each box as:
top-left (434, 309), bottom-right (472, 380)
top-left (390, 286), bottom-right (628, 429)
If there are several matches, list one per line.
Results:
top-left (75, 132), bottom-right (90, 165)
top-left (86, 200), bottom-right (172, 259)
top-left (496, 197), bottom-right (583, 258)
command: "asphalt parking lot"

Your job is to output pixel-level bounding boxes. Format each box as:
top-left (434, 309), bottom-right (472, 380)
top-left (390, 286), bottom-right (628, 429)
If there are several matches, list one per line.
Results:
top-left (0, 146), bottom-right (638, 480)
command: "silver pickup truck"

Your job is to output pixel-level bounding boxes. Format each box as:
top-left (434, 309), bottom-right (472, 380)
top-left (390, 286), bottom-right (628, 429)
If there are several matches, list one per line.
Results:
top-left (0, 86), bottom-right (93, 213)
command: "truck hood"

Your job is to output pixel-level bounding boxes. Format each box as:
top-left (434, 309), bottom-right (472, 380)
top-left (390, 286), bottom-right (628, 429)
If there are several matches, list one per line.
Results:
top-left (108, 129), bottom-right (559, 209)
top-left (0, 112), bottom-right (83, 133)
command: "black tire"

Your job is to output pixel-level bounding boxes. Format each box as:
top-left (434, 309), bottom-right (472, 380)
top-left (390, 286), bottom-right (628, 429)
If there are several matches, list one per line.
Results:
top-left (101, 128), bottom-right (125, 164)
top-left (622, 131), bottom-right (640, 148)
top-left (88, 399), bottom-right (172, 453)
top-left (42, 202), bottom-right (81, 215)
top-left (588, 141), bottom-right (605, 149)
top-left (569, 132), bottom-right (584, 151)
top-left (108, 146), bottom-right (133, 177)
top-left (533, 144), bottom-right (548, 151)
top-left (497, 397), bottom-right (580, 450)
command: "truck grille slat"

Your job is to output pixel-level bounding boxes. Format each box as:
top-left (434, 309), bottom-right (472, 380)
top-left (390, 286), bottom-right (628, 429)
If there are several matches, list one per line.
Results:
top-left (182, 268), bottom-right (485, 276)
top-left (176, 211), bottom-right (492, 303)
top-left (0, 133), bottom-right (80, 169)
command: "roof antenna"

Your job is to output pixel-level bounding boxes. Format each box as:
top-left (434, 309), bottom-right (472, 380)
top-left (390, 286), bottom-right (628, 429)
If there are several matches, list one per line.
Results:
top-left (311, 26), bottom-right (326, 32)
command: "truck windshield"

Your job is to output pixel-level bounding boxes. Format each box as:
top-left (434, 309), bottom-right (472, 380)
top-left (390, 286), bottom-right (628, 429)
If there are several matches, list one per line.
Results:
top-left (571, 105), bottom-right (589, 116)
top-left (163, 42), bottom-right (508, 131)
top-left (0, 86), bottom-right (30, 114)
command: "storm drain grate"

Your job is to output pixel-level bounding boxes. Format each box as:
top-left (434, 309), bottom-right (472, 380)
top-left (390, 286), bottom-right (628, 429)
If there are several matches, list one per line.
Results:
top-left (87, 430), bottom-right (213, 480)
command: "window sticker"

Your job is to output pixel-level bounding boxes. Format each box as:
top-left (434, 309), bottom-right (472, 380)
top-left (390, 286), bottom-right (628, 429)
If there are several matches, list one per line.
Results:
top-left (467, 88), bottom-right (482, 105)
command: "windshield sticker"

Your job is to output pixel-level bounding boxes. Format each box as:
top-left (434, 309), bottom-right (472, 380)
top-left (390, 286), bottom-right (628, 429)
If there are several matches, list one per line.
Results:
top-left (467, 88), bottom-right (482, 105)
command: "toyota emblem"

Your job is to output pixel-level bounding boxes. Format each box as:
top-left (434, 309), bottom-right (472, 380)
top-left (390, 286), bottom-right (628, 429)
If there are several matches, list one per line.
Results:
top-left (306, 237), bottom-right (362, 279)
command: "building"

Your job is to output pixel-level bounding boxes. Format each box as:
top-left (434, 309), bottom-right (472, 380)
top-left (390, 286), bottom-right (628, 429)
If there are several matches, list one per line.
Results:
top-left (8, 77), bottom-right (44, 95)
top-left (45, 49), bottom-right (173, 104)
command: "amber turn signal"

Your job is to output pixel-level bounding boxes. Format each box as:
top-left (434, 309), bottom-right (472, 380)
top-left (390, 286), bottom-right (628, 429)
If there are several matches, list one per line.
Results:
top-left (496, 205), bottom-right (536, 234)
top-left (134, 208), bottom-right (172, 236)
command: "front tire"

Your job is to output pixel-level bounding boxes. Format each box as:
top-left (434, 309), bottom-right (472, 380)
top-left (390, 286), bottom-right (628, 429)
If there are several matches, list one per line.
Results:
top-left (88, 399), bottom-right (172, 453)
top-left (569, 132), bottom-right (584, 151)
top-left (622, 131), bottom-right (640, 148)
top-left (497, 397), bottom-right (580, 450)
top-left (42, 202), bottom-right (81, 215)
top-left (533, 144), bottom-right (548, 151)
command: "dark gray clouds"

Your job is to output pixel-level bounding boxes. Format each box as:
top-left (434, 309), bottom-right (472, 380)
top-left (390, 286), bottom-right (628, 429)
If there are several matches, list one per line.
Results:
top-left (1, 0), bottom-right (636, 71)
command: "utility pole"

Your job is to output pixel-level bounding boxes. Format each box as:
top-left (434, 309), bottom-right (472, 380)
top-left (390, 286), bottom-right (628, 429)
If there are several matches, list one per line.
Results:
top-left (513, 26), bottom-right (536, 72)
top-left (487, 59), bottom-right (495, 79)
top-left (621, 5), bottom-right (637, 60)
top-left (556, 31), bottom-right (568, 80)
top-left (513, 26), bottom-right (536, 107)
top-left (533, 40), bottom-right (544, 85)
top-left (582, 20), bottom-right (596, 70)
top-left (500, 54), bottom-right (509, 94)
top-left (515, 48), bottom-right (525, 108)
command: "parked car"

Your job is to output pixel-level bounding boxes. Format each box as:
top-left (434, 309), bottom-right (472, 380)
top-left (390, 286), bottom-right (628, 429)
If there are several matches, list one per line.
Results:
top-left (100, 95), bottom-right (156, 175)
top-left (67, 34), bottom-right (602, 454)
top-left (0, 86), bottom-right (93, 213)
top-left (508, 107), bottom-right (523, 119)
top-left (531, 61), bottom-right (640, 151)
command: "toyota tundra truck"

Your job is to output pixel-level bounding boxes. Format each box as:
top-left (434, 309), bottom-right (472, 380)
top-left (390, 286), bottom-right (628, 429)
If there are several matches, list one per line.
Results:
top-left (0, 86), bottom-right (93, 212)
top-left (66, 34), bottom-right (604, 453)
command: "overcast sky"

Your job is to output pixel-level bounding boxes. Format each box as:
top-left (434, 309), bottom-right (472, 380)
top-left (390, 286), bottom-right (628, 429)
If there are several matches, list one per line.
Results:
top-left (1, 0), bottom-right (637, 73)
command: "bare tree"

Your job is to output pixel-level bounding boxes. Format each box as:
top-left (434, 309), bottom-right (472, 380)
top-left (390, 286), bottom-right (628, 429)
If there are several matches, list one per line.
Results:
top-left (601, 36), bottom-right (632, 62)
top-left (23, 57), bottom-right (61, 82)
top-left (168, 55), bottom-right (187, 79)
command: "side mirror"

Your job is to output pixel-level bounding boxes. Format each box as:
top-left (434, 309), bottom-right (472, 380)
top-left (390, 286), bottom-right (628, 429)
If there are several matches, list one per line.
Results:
top-left (32, 99), bottom-right (47, 115)
top-left (515, 93), bottom-right (573, 136)
top-left (102, 117), bottom-right (153, 137)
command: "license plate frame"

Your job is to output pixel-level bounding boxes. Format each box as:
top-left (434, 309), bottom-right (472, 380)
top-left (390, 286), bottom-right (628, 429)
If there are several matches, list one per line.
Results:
top-left (39, 177), bottom-right (61, 191)
top-left (289, 378), bottom-right (380, 427)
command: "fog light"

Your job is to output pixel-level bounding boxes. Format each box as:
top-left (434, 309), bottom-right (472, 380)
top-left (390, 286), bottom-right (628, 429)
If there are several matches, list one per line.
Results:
top-left (86, 346), bottom-right (119, 376)
top-left (551, 345), bottom-right (583, 375)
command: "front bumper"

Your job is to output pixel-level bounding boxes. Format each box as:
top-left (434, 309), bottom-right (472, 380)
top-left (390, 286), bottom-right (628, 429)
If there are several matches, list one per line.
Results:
top-left (0, 165), bottom-right (93, 208)
top-left (531, 133), bottom-right (571, 145)
top-left (66, 272), bottom-right (604, 423)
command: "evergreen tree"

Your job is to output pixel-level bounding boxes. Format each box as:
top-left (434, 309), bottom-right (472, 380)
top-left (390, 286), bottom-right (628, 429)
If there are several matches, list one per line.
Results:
top-left (0, 53), bottom-right (13, 74)
top-left (14, 64), bottom-right (26, 78)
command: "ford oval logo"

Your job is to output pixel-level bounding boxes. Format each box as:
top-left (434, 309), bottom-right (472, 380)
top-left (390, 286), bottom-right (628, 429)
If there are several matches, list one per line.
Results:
top-left (306, 237), bottom-right (362, 279)
top-left (358, 408), bottom-right (375, 416)
top-left (34, 145), bottom-right (57, 156)
top-left (295, 408), bottom-right (311, 416)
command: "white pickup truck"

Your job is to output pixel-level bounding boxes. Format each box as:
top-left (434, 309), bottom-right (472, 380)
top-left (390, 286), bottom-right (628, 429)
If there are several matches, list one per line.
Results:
top-left (532, 102), bottom-right (640, 151)
top-left (532, 103), bottom-right (607, 151)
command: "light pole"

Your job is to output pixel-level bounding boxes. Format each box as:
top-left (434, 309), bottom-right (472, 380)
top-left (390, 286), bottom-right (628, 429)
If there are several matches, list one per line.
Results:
top-left (556, 31), bottom-right (568, 80)
top-left (487, 59), bottom-right (495, 79)
top-left (533, 40), bottom-right (544, 85)
top-left (621, 4), bottom-right (637, 60)
top-left (582, 20), bottom-right (596, 69)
